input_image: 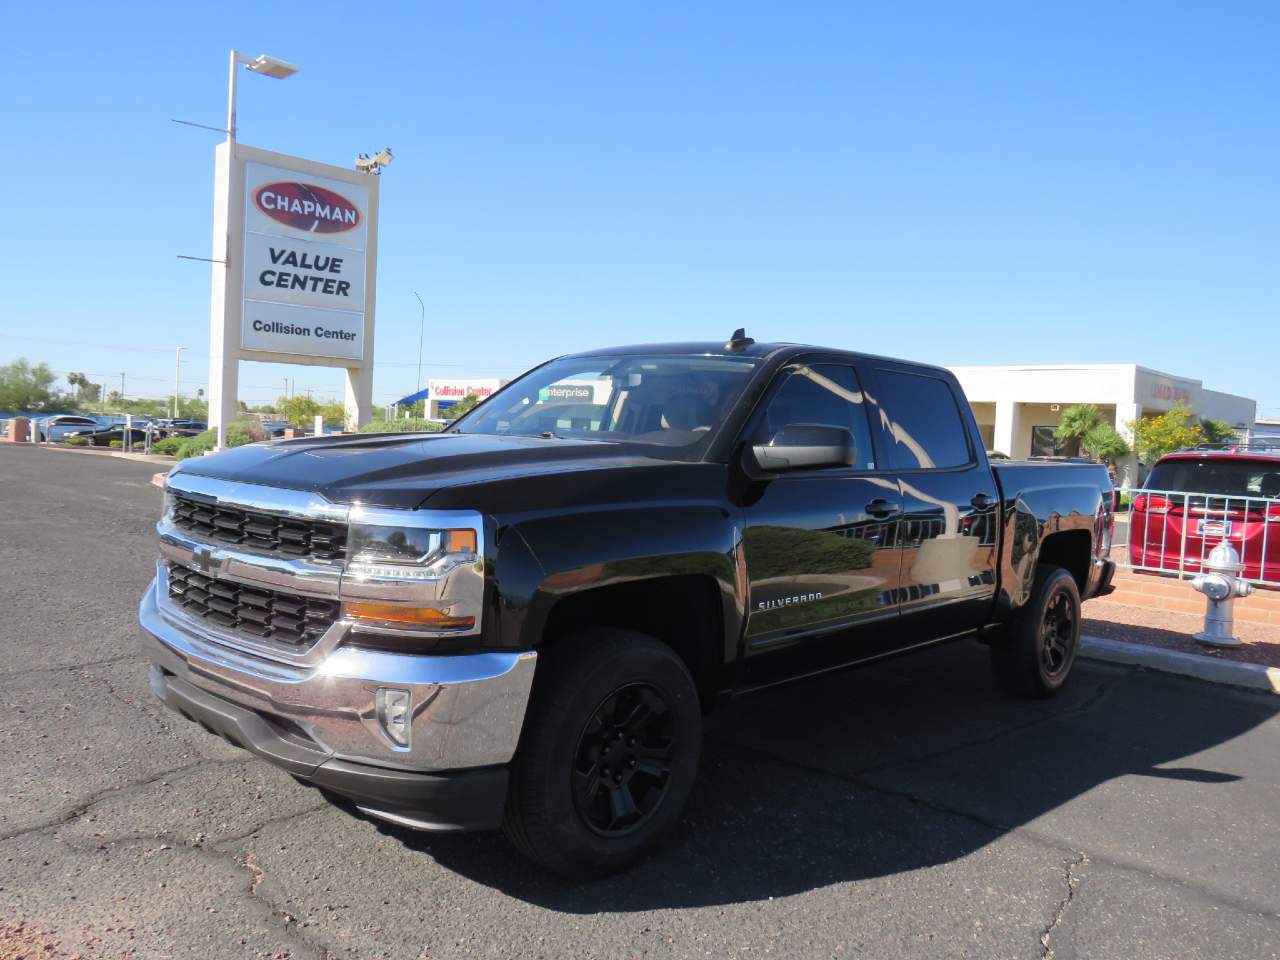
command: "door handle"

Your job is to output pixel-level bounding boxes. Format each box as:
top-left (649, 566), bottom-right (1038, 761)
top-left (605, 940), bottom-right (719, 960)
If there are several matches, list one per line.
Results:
top-left (865, 498), bottom-right (899, 519)
top-left (971, 493), bottom-right (996, 510)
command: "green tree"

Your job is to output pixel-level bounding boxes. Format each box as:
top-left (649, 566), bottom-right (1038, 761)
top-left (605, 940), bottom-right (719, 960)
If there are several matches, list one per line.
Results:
top-left (1081, 423), bottom-right (1130, 463)
top-left (1054, 404), bottom-right (1130, 463)
top-left (1129, 402), bottom-right (1203, 462)
top-left (66, 371), bottom-right (102, 403)
top-left (1199, 418), bottom-right (1236, 445)
top-left (443, 393), bottom-right (481, 420)
top-left (319, 401), bottom-right (348, 427)
top-left (277, 394), bottom-right (323, 427)
top-left (0, 358), bottom-right (71, 412)
top-left (1054, 404), bottom-right (1102, 449)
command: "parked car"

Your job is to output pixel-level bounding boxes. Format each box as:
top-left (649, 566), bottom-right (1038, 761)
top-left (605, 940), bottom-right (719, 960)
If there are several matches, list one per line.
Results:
top-left (35, 414), bottom-right (102, 442)
top-left (64, 424), bottom-right (150, 447)
top-left (151, 419), bottom-right (207, 437)
top-left (1129, 445), bottom-right (1280, 582)
top-left (139, 334), bottom-right (1116, 876)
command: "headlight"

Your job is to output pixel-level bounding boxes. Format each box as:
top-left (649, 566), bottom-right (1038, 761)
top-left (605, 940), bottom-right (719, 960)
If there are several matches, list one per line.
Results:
top-left (347, 524), bottom-right (477, 581)
top-left (161, 489), bottom-right (177, 523)
top-left (343, 513), bottom-right (483, 636)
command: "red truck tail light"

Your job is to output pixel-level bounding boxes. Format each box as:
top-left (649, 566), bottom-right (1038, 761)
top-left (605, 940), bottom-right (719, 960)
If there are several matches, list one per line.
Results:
top-left (1133, 494), bottom-right (1172, 514)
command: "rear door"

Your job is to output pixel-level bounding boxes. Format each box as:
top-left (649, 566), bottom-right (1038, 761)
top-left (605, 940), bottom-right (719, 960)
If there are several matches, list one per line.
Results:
top-left (867, 363), bottom-right (1000, 639)
top-left (740, 358), bottom-right (904, 685)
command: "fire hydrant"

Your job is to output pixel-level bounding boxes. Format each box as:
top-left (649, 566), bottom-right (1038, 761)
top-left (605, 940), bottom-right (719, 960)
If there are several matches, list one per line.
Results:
top-left (1190, 541), bottom-right (1253, 648)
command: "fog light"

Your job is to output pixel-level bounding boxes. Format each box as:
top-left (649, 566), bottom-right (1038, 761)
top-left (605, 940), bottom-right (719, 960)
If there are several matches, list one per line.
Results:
top-left (376, 688), bottom-right (411, 747)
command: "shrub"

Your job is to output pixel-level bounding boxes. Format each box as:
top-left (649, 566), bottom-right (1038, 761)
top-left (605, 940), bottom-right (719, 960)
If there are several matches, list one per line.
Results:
top-left (358, 418), bottom-right (444, 434)
top-left (64, 436), bottom-right (89, 446)
top-left (108, 439), bottom-right (123, 449)
top-left (175, 420), bottom-right (270, 460)
top-left (152, 437), bottom-right (184, 456)
top-left (1129, 402), bottom-right (1202, 463)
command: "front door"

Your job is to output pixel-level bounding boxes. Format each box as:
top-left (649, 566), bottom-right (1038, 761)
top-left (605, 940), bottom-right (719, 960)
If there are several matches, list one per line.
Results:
top-left (740, 360), bottom-right (904, 686)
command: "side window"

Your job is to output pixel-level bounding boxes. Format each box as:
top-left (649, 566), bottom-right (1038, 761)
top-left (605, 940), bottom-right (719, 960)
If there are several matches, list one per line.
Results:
top-left (760, 363), bottom-right (876, 470)
top-left (874, 370), bottom-right (972, 470)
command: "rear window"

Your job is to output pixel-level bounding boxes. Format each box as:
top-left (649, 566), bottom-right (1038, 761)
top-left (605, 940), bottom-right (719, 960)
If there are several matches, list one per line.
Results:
top-left (1146, 458), bottom-right (1280, 499)
top-left (873, 370), bottom-right (972, 470)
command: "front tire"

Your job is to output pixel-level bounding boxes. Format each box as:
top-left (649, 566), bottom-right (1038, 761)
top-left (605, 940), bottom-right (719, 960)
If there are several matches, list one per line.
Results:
top-left (503, 628), bottom-right (702, 877)
top-left (991, 564), bottom-right (1081, 698)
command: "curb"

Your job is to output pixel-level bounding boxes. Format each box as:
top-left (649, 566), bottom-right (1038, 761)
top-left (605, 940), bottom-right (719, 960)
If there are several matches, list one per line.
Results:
top-left (1081, 635), bottom-right (1280, 695)
top-left (21, 443), bottom-right (176, 466)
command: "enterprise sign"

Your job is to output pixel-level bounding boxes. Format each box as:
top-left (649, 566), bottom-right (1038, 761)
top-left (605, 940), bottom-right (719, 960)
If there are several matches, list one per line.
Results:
top-left (240, 161), bottom-right (370, 360)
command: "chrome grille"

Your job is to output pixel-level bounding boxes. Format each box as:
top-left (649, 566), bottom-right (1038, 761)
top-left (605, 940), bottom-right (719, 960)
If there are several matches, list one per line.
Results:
top-left (166, 562), bottom-right (339, 646)
top-left (170, 493), bottom-right (346, 561)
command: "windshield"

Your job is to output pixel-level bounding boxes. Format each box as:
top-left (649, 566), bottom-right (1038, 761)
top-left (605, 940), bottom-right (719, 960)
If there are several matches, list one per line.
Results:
top-left (1147, 458), bottom-right (1280, 498)
top-left (451, 354), bottom-right (762, 456)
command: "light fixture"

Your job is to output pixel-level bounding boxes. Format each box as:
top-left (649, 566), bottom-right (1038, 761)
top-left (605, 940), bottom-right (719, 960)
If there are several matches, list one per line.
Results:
top-left (244, 54), bottom-right (299, 79)
top-left (355, 148), bottom-right (394, 175)
top-left (376, 688), bottom-right (412, 747)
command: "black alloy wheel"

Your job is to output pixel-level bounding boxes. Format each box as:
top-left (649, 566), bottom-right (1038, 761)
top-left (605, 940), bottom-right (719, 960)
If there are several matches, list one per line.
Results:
top-left (503, 628), bottom-right (702, 877)
top-left (572, 682), bottom-right (676, 836)
top-left (991, 563), bottom-right (1081, 698)
top-left (1041, 590), bottom-right (1076, 678)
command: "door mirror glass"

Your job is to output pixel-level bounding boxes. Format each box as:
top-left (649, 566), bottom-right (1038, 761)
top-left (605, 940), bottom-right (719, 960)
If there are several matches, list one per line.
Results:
top-left (752, 424), bottom-right (855, 472)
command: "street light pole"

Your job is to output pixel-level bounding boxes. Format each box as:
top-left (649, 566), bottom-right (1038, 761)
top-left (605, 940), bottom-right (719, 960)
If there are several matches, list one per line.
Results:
top-left (212, 50), bottom-right (298, 451)
top-left (174, 346), bottom-right (185, 418)
top-left (226, 49), bottom-right (240, 144)
top-left (414, 291), bottom-right (425, 416)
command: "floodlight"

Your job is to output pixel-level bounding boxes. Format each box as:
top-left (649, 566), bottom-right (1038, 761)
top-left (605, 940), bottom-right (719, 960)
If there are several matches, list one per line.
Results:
top-left (245, 55), bottom-right (299, 80)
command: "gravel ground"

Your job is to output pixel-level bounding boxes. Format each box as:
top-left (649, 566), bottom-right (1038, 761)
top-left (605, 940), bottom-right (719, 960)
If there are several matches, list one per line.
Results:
top-left (1084, 599), bottom-right (1280, 668)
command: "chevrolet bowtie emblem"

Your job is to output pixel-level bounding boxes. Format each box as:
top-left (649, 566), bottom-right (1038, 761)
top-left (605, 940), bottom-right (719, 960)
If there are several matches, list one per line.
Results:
top-left (192, 545), bottom-right (217, 574)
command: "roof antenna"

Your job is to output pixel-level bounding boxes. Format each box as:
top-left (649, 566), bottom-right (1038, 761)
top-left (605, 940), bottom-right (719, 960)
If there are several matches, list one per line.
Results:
top-left (725, 327), bottom-right (755, 351)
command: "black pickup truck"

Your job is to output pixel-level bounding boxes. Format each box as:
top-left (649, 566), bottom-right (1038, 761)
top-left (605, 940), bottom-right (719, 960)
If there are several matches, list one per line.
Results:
top-left (140, 333), bottom-right (1115, 875)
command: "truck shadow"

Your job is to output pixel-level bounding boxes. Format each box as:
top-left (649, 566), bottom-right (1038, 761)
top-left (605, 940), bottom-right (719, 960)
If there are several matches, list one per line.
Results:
top-left (375, 641), bottom-right (1278, 912)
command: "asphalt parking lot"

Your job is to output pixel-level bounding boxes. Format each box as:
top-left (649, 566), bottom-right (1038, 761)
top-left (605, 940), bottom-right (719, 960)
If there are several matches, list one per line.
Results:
top-left (3, 444), bottom-right (1279, 960)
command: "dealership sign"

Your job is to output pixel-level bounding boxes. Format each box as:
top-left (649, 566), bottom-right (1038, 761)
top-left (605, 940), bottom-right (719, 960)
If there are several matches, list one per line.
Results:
top-left (240, 161), bottom-right (370, 360)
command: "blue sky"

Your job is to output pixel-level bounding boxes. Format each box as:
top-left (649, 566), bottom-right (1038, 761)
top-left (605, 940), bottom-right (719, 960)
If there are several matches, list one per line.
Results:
top-left (2, 1), bottom-right (1277, 415)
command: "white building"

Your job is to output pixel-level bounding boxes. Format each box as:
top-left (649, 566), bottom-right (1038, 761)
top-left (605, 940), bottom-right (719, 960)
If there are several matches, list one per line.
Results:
top-left (949, 363), bottom-right (1256, 483)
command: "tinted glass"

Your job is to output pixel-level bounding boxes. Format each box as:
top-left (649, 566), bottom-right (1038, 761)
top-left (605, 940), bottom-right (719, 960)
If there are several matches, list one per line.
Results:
top-left (1147, 458), bottom-right (1280, 498)
top-left (874, 370), bottom-right (972, 470)
top-left (452, 354), bottom-right (760, 458)
top-left (760, 364), bottom-right (876, 470)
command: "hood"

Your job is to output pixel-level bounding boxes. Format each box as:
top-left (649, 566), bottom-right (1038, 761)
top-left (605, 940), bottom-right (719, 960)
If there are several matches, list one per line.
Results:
top-left (171, 432), bottom-right (689, 509)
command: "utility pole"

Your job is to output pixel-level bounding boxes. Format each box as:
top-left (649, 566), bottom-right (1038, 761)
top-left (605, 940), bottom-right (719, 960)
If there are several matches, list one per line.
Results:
top-left (174, 346), bottom-right (185, 418)
top-left (119, 373), bottom-right (126, 400)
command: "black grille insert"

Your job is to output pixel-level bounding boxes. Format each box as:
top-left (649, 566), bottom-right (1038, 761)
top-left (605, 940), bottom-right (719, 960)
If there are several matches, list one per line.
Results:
top-left (166, 562), bottom-right (339, 647)
top-left (170, 493), bottom-right (346, 561)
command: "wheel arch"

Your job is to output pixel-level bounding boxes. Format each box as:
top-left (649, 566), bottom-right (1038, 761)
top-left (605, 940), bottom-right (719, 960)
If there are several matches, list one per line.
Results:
top-left (535, 575), bottom-right (731, 708)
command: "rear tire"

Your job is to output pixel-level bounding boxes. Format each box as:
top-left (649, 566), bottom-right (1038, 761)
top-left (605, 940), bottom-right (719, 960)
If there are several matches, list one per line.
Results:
top-left (503, 628), bottom-right (702, 877)
top-left (991, 564), bottom-right (1081, 698)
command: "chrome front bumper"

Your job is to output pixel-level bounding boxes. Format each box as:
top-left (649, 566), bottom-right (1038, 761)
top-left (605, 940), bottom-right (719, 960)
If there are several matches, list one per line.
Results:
top-left (139, 577), bottom-right (537, 774)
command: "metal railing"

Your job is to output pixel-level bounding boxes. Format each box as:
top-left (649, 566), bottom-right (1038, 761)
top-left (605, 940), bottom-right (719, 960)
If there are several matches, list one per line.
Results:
top-left (1118, 486), bottom-right (1280, 589)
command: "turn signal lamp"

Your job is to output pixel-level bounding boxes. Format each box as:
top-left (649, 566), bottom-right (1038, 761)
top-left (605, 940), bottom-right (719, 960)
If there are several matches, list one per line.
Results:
top-left (343, 602), bottom-right (475, 631)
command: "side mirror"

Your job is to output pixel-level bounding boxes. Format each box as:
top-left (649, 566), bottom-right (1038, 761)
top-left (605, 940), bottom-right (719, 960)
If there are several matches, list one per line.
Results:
top-left (751, 424), bottom-right (856, 472)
